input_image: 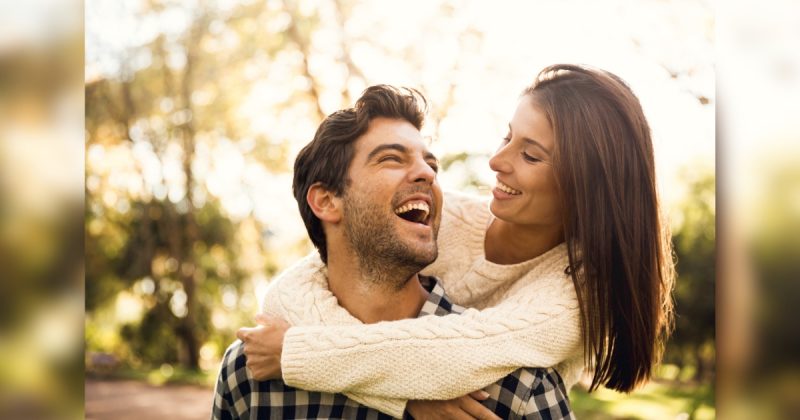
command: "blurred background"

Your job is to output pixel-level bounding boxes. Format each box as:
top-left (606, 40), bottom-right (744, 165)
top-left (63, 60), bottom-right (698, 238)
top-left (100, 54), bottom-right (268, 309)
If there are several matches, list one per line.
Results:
top-left (2, 0), bottom-right (797, 419)
top-left (0, 0), bottom-right (84, 419)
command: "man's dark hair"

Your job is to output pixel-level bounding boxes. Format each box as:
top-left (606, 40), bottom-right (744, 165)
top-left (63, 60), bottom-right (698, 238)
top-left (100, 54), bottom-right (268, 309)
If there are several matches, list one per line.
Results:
top-left (292, 85), bottom-right (428, 264)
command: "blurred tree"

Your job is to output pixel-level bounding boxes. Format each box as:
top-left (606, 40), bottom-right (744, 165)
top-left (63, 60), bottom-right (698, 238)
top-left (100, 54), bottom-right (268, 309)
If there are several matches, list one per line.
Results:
top-left (85, 1), bottom-right (292, 369)
top-left (665, 170), bottom-right (715, 382)
top-left (85, 0), bottom-right (491, 372)
top-left (751, 164), bottom-right (800, 375)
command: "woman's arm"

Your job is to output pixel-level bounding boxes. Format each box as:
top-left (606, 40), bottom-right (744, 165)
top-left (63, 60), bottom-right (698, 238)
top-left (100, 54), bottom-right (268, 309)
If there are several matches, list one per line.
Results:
top-left (254, 253), bottom-right (411, 417)
top-left (254, 251), bottom-right (581, 416)
top-left (280, 283), bottom-right (580, 400)
top-left (263, 254), bottom-right (581, 395)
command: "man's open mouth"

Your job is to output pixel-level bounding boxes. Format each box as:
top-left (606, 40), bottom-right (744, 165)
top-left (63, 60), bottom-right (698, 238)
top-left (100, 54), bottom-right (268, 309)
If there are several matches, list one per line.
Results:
top-left (394, 201), bottom-right (431, 225)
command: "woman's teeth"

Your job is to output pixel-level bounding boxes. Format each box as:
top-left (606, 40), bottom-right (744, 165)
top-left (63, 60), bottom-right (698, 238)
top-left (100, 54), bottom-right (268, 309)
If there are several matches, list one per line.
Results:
top-left (497, 181), bottom-right (521, 195)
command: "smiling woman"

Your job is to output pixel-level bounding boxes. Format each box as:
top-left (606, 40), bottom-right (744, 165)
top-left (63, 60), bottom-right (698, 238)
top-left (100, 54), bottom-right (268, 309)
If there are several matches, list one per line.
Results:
top-left (485, 99), bottom-right (564, 265)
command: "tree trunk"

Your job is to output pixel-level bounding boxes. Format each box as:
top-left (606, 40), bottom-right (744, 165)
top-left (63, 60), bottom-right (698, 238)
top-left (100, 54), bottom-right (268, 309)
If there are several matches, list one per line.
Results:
top-left (173, 13), bottom-right (207, 371)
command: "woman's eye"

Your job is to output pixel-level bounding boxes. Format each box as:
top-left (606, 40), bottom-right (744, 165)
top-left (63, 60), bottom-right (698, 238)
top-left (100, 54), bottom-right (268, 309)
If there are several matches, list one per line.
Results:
top-left (521, 152), bottom-right (542, 163)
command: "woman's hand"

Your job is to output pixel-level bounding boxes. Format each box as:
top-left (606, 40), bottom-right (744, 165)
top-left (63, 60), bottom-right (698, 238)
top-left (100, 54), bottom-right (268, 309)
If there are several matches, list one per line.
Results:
top-left (406, 391), bottom-right (501, 420)
top-left (236, 314), bottom-right (290, 380)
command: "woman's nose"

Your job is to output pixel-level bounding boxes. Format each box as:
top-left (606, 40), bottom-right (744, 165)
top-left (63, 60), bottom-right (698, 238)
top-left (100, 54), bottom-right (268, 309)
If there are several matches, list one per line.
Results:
top-left (489, 145), bottom-right (513, 174)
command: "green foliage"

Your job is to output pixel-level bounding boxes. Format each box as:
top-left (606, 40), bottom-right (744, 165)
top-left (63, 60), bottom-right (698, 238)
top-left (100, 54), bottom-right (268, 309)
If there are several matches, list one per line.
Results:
top-left (85, 0), bottom-right (298, 370)
top-left (664, 170), bottom-right (715, 381)
top-left (751, 164), bottom-right (800, 374)
top-left (571, 378), bottom-right (715, 419)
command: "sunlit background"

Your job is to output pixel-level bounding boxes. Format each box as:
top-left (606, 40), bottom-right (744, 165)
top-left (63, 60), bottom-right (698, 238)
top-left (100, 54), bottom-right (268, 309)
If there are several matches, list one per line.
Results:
top-left (83, 0), bottom-right (715, 419)
top-left (17, 0), bottom-right (800, 419)
top-left (0, 0), bottom-right (83, 419)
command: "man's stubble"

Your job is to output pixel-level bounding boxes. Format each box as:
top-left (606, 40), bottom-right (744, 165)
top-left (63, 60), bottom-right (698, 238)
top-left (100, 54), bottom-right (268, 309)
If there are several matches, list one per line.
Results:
top-left (342, 187), bottom-right (438, 291)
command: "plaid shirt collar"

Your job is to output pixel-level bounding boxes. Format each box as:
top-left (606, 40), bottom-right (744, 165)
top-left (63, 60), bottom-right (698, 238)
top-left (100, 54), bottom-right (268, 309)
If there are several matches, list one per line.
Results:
top-left (417, 275), bottom-right (465, 317)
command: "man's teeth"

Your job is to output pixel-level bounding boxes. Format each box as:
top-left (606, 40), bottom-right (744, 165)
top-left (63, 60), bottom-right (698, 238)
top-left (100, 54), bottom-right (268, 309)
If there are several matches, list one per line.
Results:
top-left (394, 202), bottom-right (430, 216)
top-left (497, 181), bottom-right (521, 195)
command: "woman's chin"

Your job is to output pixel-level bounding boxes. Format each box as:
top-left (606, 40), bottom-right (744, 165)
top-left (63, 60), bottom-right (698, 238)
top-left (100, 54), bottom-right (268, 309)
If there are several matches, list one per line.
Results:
top-left (489, 200), bottom-right (512, 221)
top-left (489, 200), bottom-right (538, 227)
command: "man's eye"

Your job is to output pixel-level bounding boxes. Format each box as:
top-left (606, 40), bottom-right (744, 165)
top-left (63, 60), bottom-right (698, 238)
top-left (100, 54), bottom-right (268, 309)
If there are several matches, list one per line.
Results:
top-left (521, 152), bottom-right (542, 163)
top-left (379, 155), bottom-right (402, 163)
top-left (428, 163), bottom-right (439, 173)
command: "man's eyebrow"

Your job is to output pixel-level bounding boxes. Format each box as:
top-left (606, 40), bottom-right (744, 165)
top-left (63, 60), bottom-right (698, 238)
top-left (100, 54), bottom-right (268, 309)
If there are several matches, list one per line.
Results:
top-left (366, 143), bottom-right (408, 161)
top-left (509, 123), bottom-right (551, 155)
top-left (423, 151), bottom-right (438, 162)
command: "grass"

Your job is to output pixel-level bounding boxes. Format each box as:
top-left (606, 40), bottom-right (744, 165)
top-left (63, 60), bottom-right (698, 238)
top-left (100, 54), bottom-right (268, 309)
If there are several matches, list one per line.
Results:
top-left (570, 379), bottom-right (715, 420)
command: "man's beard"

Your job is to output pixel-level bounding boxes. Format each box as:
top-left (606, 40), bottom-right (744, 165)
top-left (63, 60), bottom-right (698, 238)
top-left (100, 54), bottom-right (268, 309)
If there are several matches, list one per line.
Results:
top-left (342, 189), bottom-right (438, 291)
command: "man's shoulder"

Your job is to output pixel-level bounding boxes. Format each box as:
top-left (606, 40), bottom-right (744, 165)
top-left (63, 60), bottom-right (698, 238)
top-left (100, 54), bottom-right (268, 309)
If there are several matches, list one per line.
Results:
top-left (215, 337), bottom-right (395, 420)
top-left (219, 340), bottom-right (246, 381)
top-left (222, 339), bottom-right (245, 359)
top-left (212, 340), bottom-right (250, 420)
top-left (485, 366), bottom-right (573, 419)
top-left (261, 252), bottom-right (331, 321)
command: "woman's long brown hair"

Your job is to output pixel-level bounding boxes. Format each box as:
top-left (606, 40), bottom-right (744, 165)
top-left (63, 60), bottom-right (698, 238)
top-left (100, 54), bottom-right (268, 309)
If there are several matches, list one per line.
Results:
top-left (525, 64), bottom-right (675, 392)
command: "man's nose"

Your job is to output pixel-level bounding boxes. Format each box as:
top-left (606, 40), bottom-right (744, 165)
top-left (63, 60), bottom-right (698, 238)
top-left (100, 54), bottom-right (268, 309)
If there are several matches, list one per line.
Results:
top-left (410, 157), bottom-right (436, 184)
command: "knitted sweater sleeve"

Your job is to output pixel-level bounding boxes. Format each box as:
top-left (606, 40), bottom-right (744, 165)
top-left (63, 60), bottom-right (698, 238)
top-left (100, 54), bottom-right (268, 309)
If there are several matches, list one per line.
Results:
top-left (261, 253), bottom-right (409, 417)
top-left (273, 266), bottom-right (581, 404)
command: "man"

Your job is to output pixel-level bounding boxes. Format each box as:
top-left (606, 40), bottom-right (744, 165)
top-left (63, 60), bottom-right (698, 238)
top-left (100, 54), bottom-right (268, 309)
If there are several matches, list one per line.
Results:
top-left (212, 85), bottom-right (573, 419)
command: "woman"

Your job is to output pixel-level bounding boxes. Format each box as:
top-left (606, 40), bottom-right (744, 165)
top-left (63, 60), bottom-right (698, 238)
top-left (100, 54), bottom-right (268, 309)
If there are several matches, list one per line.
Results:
top-left (237, 64), bottom-right (675, 418)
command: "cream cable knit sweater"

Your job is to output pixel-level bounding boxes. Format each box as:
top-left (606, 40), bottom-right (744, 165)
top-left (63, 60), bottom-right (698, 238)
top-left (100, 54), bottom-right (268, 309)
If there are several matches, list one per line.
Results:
top-left (261, 191), bottom-right (585, 418)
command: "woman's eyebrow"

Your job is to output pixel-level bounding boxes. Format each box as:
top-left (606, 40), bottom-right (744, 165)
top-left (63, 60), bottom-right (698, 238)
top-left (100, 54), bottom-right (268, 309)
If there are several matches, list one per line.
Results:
top-left (509, 123), bottom-right (551, 155)
top-left (523, 138), bottom-right (552, 155)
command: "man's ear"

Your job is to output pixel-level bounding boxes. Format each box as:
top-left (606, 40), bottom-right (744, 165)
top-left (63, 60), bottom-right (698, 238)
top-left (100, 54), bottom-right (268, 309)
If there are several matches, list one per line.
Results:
top-left (307, 183), bottom-right (342, 224)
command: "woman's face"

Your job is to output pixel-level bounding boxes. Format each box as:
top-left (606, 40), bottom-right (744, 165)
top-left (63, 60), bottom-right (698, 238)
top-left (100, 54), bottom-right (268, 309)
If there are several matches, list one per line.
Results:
top-left (489, 96), bottom-right (564, 231)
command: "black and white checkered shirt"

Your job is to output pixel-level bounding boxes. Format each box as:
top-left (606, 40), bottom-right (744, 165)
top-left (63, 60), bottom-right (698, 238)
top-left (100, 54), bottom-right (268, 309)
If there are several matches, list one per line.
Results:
top-left (212, 276), bottom-right (575, 419)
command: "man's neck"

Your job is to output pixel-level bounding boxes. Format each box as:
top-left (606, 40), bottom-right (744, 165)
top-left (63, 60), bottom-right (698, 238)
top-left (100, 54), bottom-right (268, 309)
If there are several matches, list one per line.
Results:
top-left (326, 256), bottom-right (429, 324)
